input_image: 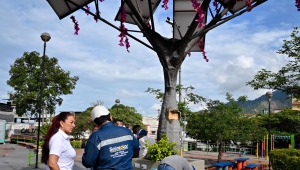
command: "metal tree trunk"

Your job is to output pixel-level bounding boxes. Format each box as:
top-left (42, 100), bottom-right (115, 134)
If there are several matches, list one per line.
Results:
top-left (156, 49), bottom-right (184, 150)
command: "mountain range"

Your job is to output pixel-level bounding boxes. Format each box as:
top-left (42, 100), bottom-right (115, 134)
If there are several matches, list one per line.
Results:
top-left (240, 90), bottom-right (292, 114)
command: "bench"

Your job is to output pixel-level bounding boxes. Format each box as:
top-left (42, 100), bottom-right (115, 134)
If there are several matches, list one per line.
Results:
top-left (213, 162), bottom-right (235, 170)
top-left (244, 164), bottom-right (258, 170)
top-left (235, 157), bottom-right (249, 170)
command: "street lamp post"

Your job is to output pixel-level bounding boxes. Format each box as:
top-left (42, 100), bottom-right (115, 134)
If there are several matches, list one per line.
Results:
top-left (115, 99), bottom-right (120, 114)
top-left (266, 91), bottom-right (272, 170)
top-left (36, 32), bottom-right (51, 168)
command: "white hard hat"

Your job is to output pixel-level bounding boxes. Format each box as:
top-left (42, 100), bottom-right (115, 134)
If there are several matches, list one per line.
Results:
top-left (91, 105), bottom-right (110, 120)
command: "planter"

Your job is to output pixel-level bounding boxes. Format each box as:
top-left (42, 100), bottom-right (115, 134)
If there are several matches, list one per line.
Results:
top-left (132, 158), bottom-right (205, 170)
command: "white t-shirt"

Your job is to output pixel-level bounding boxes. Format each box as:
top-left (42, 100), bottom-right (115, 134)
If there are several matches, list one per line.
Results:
top-left (139, 136), bottom-right (155, 158)
top-left (46, 129), bottom-right (76, 170)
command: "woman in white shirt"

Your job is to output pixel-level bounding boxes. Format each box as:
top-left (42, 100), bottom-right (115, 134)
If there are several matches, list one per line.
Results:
top-left (41, 112), bottom-right (76, 170)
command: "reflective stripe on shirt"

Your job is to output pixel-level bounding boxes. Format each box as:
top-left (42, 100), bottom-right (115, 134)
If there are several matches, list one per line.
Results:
top-left (97, 135), bottom-right (133, 150)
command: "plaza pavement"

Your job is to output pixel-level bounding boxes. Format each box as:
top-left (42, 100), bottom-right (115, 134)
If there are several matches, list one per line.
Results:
top-left (0, 143), bottom-right (269, 170)
top-left (0, 143), bottom-right (87, 170)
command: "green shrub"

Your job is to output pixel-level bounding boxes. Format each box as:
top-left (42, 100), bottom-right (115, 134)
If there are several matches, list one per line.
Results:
top-left (38, 124), bottom-right (51, 137)
top-left (70, 140), bottom-right (82, 149)
top-left (270, 149), bottom-right (300, 170)
top-left (38, 140), bottom-right (45, 147)
top-left (146, 134), bottom-right (178, 161)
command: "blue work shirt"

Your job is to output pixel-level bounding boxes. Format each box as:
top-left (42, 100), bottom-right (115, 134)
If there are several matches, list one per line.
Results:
top-left (82, 122), bottom-right (139, 170)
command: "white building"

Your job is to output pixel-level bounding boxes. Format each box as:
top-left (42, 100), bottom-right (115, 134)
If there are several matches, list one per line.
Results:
top-left (142, 116), bottom-right (158, 140)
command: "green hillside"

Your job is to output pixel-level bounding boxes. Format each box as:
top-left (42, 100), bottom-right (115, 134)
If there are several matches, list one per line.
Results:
top-left (240, 90), bottom-right (292, 114)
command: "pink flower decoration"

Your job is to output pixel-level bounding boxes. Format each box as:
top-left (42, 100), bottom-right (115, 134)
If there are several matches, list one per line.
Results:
top-left (191, 0), bottom-right (200, 9)
top-left (213, 0), bottom-right (219, 12)
top-left (245, 0), bottom-right (253, 12)
top-left (199, 39), bottom-right (208, 62)
top-left (70, 15), bottom-right (80, 35)
top-left (118, 6), bottom-right (130, 52)
top-left (296, 0), bottom-right (300, 11)
top-left (191, 0), bottom-right (205, 28)
top-left (85, 5), bottom-right (90, 15)
top-left (161, 0), bottom-right (168, 10)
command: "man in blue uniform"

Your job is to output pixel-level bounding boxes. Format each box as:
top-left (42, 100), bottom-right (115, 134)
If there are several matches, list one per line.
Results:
top-left (82, 105), bottom-right (139, 170)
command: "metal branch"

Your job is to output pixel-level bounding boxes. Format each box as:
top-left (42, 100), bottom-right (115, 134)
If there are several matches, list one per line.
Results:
top-left (185, 0), bottom-right (267, 52)
top-left (66, 0), bottom-right (154, 50)
top-left (182, 0), bottom-right (211, 41)
top-left (148, 0), bottom-right (155, 31)
top-left (124, 0), bottom-right (154, 39)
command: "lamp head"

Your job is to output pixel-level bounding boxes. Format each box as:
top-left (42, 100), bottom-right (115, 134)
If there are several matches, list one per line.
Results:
top-left (41, 32), bottom-right (51, 42)
top-left (115, 99), bottom-right (120, 106)
top-left (266, 91), bottom-right (273, 99)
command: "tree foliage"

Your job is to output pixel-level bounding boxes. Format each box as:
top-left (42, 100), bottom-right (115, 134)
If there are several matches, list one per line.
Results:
top-left (72, 103), bottom-right (144, 138)
top-left (146, 134), bottom-right (178, 161)
top-left (247, 27), bottom-right (300, 98)
top-left (146, 85), bottom-right (205, 122)
top-left (256, 109), bottom-right (300, 141)
top-left (7, 51), bottom-right (79, 117)
top-left (186, 93), bottom-right (265, 162)
top-left (71, 106), bottom-right (95, 139)
top-left (110, 104), bottom-right (144, 127)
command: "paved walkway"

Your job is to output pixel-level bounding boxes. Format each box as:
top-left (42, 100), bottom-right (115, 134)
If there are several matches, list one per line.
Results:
top-left (0, 143), bottom-right (269, 170)
top-left (0, 144), bottom-right (87, 170)
top-left (183, 150), bottom-right (269, 167)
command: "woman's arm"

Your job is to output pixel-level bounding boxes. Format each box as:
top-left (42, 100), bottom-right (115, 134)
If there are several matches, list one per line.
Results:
top-left (48, 154), bottom-right (60, 170)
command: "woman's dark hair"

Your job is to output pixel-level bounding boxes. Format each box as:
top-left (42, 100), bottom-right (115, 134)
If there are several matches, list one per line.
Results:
top-left (41, 112), bottom-right (74, 164)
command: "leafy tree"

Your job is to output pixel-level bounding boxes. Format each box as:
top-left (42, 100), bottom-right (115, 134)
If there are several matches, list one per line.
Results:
top-left (186, 93), bottom-right (264, 162)
top-left (247, 27), bottom-right (300, 98)
top-left (72, 103), bottom-right (143, 139)
top-left (7, 51), bottom-right (79, 117)
top-left (256, 109), bottom-right (300, 144)
top-left (146, 85), bottom-right (205, 123)
top-left (71, 106), bottom-right (95, 139)
top-left (110, 104), bottom-right (144, 127)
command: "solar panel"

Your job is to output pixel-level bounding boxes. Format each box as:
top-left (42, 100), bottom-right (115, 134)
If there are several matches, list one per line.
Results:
top-left (115, 0), bottom-right (161, 24)
top-left (174, 0), bottom-right (206, 52)
top-left (47, 0), bottom-right (94, 19)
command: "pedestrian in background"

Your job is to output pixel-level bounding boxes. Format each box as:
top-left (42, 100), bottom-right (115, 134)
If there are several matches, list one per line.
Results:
top-left (132, 124), bottom-right (141, 138)
top-left (137, 129), bottom-right (155, 158)
top-left (82, 105), bottom-right (139, 170)
top-left (131, 124), bottom-right (142, 158)
top-left (116, 120), bottom-right (124, 127)
top-left (41, 112), bottom-right (76, 170)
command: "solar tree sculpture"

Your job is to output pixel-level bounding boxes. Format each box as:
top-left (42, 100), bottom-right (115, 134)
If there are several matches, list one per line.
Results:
top-left (46, 0), bottom-right (300, 148)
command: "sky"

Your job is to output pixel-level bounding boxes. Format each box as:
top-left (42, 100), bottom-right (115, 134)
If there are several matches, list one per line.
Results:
top-left (0, 0), bottom-right (299, 118)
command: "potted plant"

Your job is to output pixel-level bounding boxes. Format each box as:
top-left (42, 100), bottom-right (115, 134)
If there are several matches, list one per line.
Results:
top-left (132, 134), bottom-right (178, 170)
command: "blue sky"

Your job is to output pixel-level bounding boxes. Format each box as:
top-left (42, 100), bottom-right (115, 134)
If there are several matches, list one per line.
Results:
top-left (0, 0), bottom-right (299, 117)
